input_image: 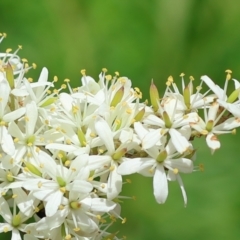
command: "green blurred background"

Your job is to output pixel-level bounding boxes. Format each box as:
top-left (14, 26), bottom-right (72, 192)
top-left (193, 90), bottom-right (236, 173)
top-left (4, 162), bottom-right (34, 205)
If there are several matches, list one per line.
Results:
top-left (1, 0), bottom-right (240, 239)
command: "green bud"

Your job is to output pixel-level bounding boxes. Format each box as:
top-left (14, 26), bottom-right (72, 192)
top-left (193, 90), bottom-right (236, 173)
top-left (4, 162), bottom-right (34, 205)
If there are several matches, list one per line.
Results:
top-left (110, 86), bottom-right (124, 107)
top-left (150, 80), bottom-right (160, 112)
top-left (26, 135), bottom-right (36, 146)
top-left (134, 107), bottom-right (145, 122)
top-left (56, 176), bottom-right (66, 187)
top-left (112, 148), bottom-right (127, 161)
top-left (4, 63), bottom-right (14, 89)
top-left (183, 86), bottom-right (191, 109)
top-left (77, 128), bottom-right (86, 147)
top-left (40, 97), bottom-right (56, 107)
top-left (6, 171), bottom-right (14, 182)
top-left (227, 88), bottom-right (240, 103)
top-left (156, 150), bottom-right (167, 163)
top-left (206, 120), bottom-right (214, 132)
top-left (25, 162), bottom-right (42, 177)
top-left (70, 201), bottom-right (81, 209)
top-left (163, 111), bottom-right (172, 128)
top-left (12, 214), bottom-right (21, 227)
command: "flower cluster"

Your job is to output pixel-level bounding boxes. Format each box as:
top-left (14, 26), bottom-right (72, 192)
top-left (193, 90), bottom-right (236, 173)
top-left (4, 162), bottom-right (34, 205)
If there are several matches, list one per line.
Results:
top-left (0, 33), bottom-right (240, 240)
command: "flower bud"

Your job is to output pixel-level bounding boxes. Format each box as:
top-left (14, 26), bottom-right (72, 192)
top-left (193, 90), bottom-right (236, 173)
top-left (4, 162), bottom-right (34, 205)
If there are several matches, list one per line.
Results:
top-left (150, 80), bottom-right (160, 112)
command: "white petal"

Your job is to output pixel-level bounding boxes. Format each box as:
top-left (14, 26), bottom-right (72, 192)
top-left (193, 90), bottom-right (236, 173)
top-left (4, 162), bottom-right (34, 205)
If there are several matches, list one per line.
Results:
top-left (95, 117), bottom-right (115, 154)
top-left (45, 190), bottom-right (63, 217)
top-left (25, 101), bottom-right (38, 136)
top-left (142, 129), bottom-right (161, 149)
top-left (218, 99), bottom-right (240, 117)
top-left (90, 198), bottom-right (116, 212)
top-left (176, 174), bottom-right (187, 206)
top-left (153, 164), bottom-right (168, 204)
top-left (69, 180), bottom-right (93, 193)
top-left (201, 75), bottom-right (225, 100)
top-left (3, 107), bottom-right (26, 122)
top-left (107, 163), bottom-right (122, 200)
top-left (35, 67), bottom-right (49, 98)
top-left (206, 133), bottom-right (220, 150)
top-left (165, 158), bottom-right (193, 173)
top-left (0, 197), bottom-right (12, 223)
top-left (0, 126), bottom-right (15, 155)
top-left (117, 158), bottom-right (152, 175)
top-left (169, 128), bottom-right (190, 153)
top-left (134, 122), bottom-right (148, 141)
top-left (0, 80), bottom-right (10, 117)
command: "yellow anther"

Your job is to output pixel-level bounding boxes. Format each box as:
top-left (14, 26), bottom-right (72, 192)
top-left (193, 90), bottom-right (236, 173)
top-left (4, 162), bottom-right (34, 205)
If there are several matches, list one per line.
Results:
top-left (109, 165), bottom-right (115, 171)
top-left (173, 168), bottom-right (179, 174)
top-left (61, 84), bottom-right (67, 89)
top-left (196, 86), bottom-right (202, 91)
top-left (166, 81), bottom-right (171, 87)
top-left (225, 69), bottom-right (232, 74)
top-left (126, 179), bottom-right (132, 183)
top-left (28, 78), bottom-right (33, 82)
top-left (180, 73), bottom-right (185, 77)
top-left (105, 75), bottom-right (112, 81)
top-left (64, 78), bottom-right (70, 83)
top-left (58, 205), bottom-right (64, 210)
top-left (66, 139), bottom-right (71, 144)
top-left (126, 108), bottom-right (132, 114)
top-left (98, 148), bottom-right (104, 154)
top-left (12, 194), bottom-right (17, 198)
top-left (32, 63), bottom-right (37, 69)
top-left (80, 69), bottom-right (86, 76)
top-left (65, 234), bottom-right (71, 240)
top-left (6, 48), bottom-right (12, 53)
top-left (102, 68), bottom-right (107, 73)
top-left (90, 132), bottom-right (96, 138)
top-left (65, 160), bottom-right (71, 167)
top-left (232, 129), bottom-right (236, 135)
top-left (168, 75), bottom-right (174, 83)
top-left (53, 76), bottom-right (58, 82)
top-left (60, 187), bottom-right (66, 193)
top-left (189, 76), bottom-right (194, 81)
top-left (24, 116), bottom-right (29, 122)
top-left (199, 163), bottom-right (204, 172)
top-left (34, 207), bottom-right (40, 212)
top-left (22, 58), bottom-right (28, 63)
top-left (201, 130), bottom-right (208, 135)
top-left (37, 181), bottom-right (42, 188)
top-left (74, 227), bottom-right (80, 232)
top-left (122, 218), bottom-right (127, 224)
top-left (119, 77), bottom-right (126, 84)
top-left (100, 183), bottom-right (106, 189)
top-left (3, 226), bottom-right (9, 233)
top-left (115, 71), bottom-right (119, 76)
top-left (0, 121), bottom-right (5, 126)
top-left (148, 168), bottom-right (154, 174)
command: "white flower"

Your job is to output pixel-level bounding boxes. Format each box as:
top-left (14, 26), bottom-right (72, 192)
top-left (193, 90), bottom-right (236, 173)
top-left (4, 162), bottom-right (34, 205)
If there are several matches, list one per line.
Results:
top-left (118, 143), bottom-right (193, 205)
top-left (22, 150), bottom-right (93, 217)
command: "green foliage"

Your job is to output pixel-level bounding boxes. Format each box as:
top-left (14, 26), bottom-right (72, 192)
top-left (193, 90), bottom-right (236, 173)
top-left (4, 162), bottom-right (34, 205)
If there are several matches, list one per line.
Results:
top-left (0, 1), bottom-right (240, 239)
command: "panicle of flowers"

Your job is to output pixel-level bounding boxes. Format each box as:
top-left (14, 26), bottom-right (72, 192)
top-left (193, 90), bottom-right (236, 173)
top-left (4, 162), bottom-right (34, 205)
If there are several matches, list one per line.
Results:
top-left (0, 34), bottom-right (240, 240)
